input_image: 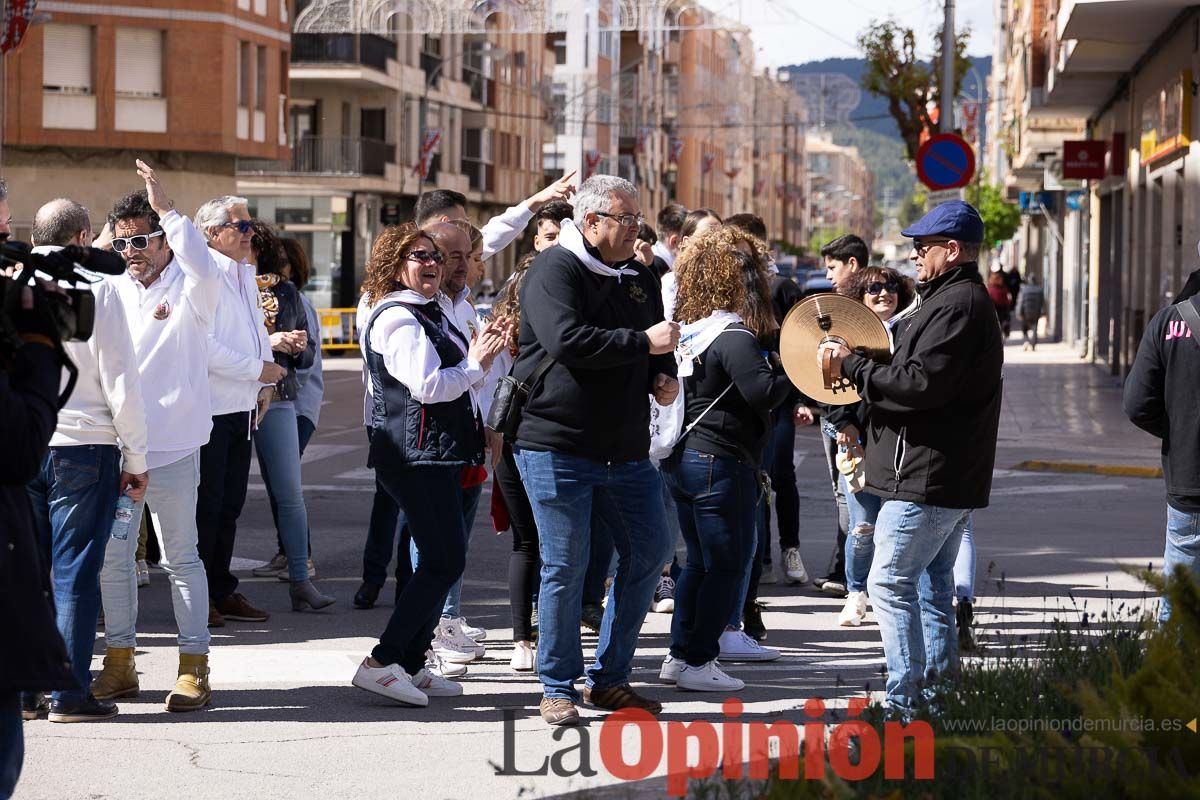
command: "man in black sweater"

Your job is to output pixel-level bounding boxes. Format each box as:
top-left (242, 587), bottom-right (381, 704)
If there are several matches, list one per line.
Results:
top-left (819, 201), bottom-right (1003, 719)
top-left (511, 174), bottom-right (680, 726)
top-left (1123, 281), bottom-right (1200, 622)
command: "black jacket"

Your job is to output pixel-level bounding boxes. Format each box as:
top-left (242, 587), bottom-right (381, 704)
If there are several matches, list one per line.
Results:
top-left (841, 263), bottom-right (1003, 509)
top-left (0, 342), bottom-right (74, 691)
top-left (514, 243), bottom-right (675, 462)
top-left (268, 279), bottom-right (316, 400)
top-left (680, 324), bottom-right (793, 466)
top-left (1123, 298), bottom-right (1200, 511)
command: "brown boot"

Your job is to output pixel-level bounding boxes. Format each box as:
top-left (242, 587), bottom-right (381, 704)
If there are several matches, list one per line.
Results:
top-left (90, 646), bottom-right (138, 700)
top-left (165, 653), bottom-right (211, 712)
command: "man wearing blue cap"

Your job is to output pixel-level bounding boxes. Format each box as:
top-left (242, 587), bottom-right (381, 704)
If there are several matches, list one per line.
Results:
top-left (818, 200), bottom-right (1003, 717)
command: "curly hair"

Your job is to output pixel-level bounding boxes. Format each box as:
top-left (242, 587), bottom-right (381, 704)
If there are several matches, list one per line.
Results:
top-left (250, 220), bottom-right (287, 276)
top-left (840, 265), bottom-right (916, 314)
top-left (491, 251), bottom-right (536, 328)
top-left (673, 225), bottom-right (776, 337)
top-left (360, 223), bottom-right (440, 306)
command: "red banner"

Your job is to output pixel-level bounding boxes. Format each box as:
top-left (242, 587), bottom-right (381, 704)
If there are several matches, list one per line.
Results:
top-left (775, 180), bottom-right (786, 199)
top-left (0, 0), bottom-right (35, 54)
top-left (723, 166), bottom-right (741, 180)
top-left (1062, 140), bottom-right (1106, 180)
top-left (412, 128), bottom-right (442, 178)
top-left (701, 153), bottom-right (716, 175)
top-left (753, 177), bottom-right (767, 195)
top-left (668, 138), bottom-right (685, 165)
top-left (583, 149), bottom-right (602, 179)
top-left (635, 126), bottom-right (651, 154)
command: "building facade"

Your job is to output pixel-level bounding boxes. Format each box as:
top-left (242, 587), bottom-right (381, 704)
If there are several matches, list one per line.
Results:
top-left (806, 133), bottom-right (875, 248)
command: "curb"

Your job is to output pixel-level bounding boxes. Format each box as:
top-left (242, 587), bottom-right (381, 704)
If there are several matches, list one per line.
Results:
top-left (1012, 460), bottom-right (1162, 479)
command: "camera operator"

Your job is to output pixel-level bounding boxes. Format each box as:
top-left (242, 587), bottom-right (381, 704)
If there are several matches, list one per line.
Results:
top-left (22, 198), bottom-right (150, 724)
top-left (0, 272), bottom-right (75, 797)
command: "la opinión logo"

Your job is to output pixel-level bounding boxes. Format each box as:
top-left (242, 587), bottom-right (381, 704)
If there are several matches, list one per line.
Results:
top-left (497, 697), bottom-right (935, 796)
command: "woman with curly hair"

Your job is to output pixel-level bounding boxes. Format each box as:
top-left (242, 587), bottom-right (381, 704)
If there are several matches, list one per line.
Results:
top-left (657, 225), bottom-right (793, 692)
top-left (351, 223), bottom-right (509, 707)
top-left (246, 221), bottom-right (333, 611)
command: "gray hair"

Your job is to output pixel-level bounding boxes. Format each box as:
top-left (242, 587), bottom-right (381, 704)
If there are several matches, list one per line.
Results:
top-left (195, 195), bottom-right (249, 240)
top-left (31, 198), bottom-right (91, 247)
top-left (573, 175), bottom-right (637, 224)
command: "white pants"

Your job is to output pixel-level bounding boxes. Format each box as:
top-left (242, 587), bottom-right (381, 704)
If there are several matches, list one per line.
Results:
top-left (100, 451), bottom-right (211, 655)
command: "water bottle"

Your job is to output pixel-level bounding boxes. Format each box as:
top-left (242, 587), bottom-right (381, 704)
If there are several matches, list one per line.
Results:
top-left (110, 495), bottom-right (135, 541)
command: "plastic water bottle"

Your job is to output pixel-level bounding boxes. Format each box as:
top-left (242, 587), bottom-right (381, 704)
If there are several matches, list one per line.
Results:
top-left (110, 495), bottom-right (135, 541)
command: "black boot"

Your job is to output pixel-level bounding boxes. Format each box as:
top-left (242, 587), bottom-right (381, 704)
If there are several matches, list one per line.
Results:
top-left (48, 694), bottom-right (118, 723)
top-left (21, 692), bottom-right (49, 721)
top-left (957, 601), bottom-right (976, 652)
top-left (353, 581), bottom-right (381, 609)
top-left (743, 601), bottom-right (768, 641)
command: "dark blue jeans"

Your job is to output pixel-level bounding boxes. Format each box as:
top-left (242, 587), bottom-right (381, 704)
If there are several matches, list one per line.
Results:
top-left (583, 512), bottom-right (616, 605)
top-left (663, 449), bottom-right (759, 666)
top-left (514, 448), bottom-right (671, 701)
top-left (26, 444), bottom-right (121, 703)
top-left (372, 465), bottom-right (467, 675)
top-left (407, 482), bottom-right (484, 616)
top-left (0, 692), bottom-right (21, 799)
top-left (361, 427), bottom-right (411, 588)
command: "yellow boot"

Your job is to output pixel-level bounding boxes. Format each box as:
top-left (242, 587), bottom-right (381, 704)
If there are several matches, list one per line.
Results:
top-left (165, 653), bottom-right (211, 712)
top-left (90, 646), bottom-right (138, 700)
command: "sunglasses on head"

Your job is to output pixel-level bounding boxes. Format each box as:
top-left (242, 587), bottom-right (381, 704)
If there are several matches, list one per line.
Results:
top-left (217, 219), bottom-right (254, 234)
top-left (112, 231), bottom-right (165, 252)
top-left (405, 249), bottom-right (444, 265)
top-left (866, 279), bottom-right (899, 296)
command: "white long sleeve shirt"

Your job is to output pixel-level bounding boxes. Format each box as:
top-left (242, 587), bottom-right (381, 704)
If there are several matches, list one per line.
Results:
top-left (112, 210), bottom-right (222, 469)
top-left (480, 202), bottom-right (533, 261)
top-left (367, 289), bottom-right (485, 405)
top-left (651, 240), bottom-right (675, 270)
top-left (440, 286), bottom-right (492, 417)
top-left (34, 246), bottom-right (149, 475)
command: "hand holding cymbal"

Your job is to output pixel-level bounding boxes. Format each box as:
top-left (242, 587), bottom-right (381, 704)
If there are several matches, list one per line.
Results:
top-left (779, 294), bottom-right (890, 406)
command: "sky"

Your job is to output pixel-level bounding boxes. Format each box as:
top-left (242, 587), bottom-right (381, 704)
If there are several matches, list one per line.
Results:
top-left (701, 0), bottom-right (997, 69)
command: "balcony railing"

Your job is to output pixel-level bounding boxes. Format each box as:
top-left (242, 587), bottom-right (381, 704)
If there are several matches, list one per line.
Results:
top-left (238, 136), bottom-right (394, 177)
top-left (291, 34), bottom-right (397, 72)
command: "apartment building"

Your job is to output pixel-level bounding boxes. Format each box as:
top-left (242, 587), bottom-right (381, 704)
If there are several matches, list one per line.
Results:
top-left (752, 70), bottom-right (806, 248)
top-left (2, 0), bottom-right (291, 238)
top-left (806, 133), bottom-right (875, 248)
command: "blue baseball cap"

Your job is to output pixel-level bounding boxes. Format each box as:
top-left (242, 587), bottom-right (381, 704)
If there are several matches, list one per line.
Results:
top-left (901, 200), bottom-right (984, 242)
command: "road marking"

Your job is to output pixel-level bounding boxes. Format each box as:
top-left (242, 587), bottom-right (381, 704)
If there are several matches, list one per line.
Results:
top-left (990, 483), bottom-right (1127, 496)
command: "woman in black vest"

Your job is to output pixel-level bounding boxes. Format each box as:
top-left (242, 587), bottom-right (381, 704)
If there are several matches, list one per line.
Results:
top-left (351, 223), bottom-right (509, 707)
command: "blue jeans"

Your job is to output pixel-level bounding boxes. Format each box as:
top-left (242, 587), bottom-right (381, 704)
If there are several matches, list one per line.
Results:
top-left (409, 482), bottom-right (484, 617)
top-left (0, 692), bottom-right (21, 799)
top-left (843, 477), bottom-right (883, 594)
top-left (953, 514), bottom-right (976, 602)
top-left (868, 500), bottom-right (970, 712)
top-left (373, 465), bottom-right (467, 675)
top-left (254, 406), bottom-right (311, 582)
top-left (269, 413), bottom-right (316, 556)
top-left (361, 427), bottom-right (410, 588)
top-left (1161, 505), bottom-right (1200, 622)
top-left (664, 450), bottom-right (758, 665)
top-left (514, 448), bottom-right (671, 701)
top-left (820, 421), bottom-right (850, 582)
top-left (583, 512), bottom-right (617, 606)
top-left (26, 445), bottom-right (121, 703)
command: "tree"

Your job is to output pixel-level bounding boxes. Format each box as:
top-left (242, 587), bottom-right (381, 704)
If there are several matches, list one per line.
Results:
top-left (858, 18), bottom-right (972, 161)
top-left (965, 172), bottom-right (1021, 247)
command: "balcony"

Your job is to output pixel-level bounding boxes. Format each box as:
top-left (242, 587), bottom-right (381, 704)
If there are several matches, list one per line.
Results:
top-left (290, 34), bottom-right (397, 89)
top-left (238, 136), bottom-right (394, 177)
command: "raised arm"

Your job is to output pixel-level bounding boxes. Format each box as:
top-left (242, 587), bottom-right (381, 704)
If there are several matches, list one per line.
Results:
top-left (480, 171), bottom-right (577, 260)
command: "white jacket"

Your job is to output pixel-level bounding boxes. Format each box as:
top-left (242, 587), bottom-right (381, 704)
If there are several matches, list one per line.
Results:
top-left (440, 287), bottom-right (493, 418)
top-left (112, 210), bottom-right (222, 469)
top-left (34, 246), bottom-right (149, 475)
top-left (480, 202), bottom-right (533, 261)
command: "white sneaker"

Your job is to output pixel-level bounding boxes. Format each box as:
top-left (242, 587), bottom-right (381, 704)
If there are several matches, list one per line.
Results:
top-left (251, 552), bottom-right (286, 577)
top-left (652, 575), bottom-right (676, 613)
top-left (352, 659), bottom-right (428, 707)
top-left (411, 667), bottom-right (463, 697)
top-left (425, 649), bottom-right (467, 678)
top-left (433, 619), bottom-right (484, 663)
top-left (276, 558), bottom-right (317, 581)
top-left (838, 591), bottom-right (869, 627)
top-left (758, 562), bottom-right (778, 585)
top-left (718, 630), bottom-right (781, 662)
top-left (444, 615), bottom-right (487, 641)
top-left (659, 655), bottom-right (681, 684)
top-left (510, 641), bottom-right (535, 672)
top-left (136, 560), bottom-right (151, 588)
top-left (782, 547), bottom-right (810, 585)
top-left (677, 660), bottom-right (745, 692)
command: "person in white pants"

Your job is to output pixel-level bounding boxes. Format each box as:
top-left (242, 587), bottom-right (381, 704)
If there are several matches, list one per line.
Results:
top-left (94, 160), bottom-right (222, 712)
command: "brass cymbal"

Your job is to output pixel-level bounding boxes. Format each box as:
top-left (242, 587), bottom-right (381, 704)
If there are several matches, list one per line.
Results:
top-left (779, 293), bottom-right (891, 405)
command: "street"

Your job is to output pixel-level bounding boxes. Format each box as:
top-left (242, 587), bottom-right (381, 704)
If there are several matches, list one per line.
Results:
top-left (16, 338), bottom-right (1167, 799)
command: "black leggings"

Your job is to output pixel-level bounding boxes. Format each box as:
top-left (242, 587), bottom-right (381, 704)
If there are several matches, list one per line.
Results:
top-left (495, 443), bottom-right (540, 642)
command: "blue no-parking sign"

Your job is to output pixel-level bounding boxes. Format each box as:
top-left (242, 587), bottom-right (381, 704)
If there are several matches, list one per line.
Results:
top-left (916, 133), bottom-right (976, 191)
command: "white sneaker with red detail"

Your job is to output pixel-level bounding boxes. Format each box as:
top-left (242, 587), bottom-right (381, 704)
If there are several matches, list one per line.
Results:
top-left (411, 667), bottom-right (463, 697)
top-left (351, 659), bottom-right (428, 707)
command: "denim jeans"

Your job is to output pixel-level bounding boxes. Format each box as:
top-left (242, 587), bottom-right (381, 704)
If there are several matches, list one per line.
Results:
top-left (372, 465), bottom-right (466, 675)
top-left (1161, 505), bottom-right (1200, 622)
top-left (26, 445), bottom-right (121, 703)
top-left (663, 449), bottom-right (758, 666)
top-left (101, 451), bottom-right (211, 655)
top-left (408, 482), bottom-right (483, 617)
top-left (728, 465), bottom-right (768, 629)
top-left (514, 448), bottom-right (671, 701)
top-left (0, 692), bottom-right (21, 799)
top-left (843, 476), bottom-right (883, 594)
top-left (868, 500), bottom-right (970, 712)
top-left (583, 513), bottom-right (617, 606)
top-left (820, 421), bottom-right (850, 582)
top-left (953, 514), bottom-right (976, 602)
top-left (361, 427), bottom-right (410, 588)
top-left (270, 413), bottom-right (316, 556)
top-left (253, 405), bottom-right (311, 582)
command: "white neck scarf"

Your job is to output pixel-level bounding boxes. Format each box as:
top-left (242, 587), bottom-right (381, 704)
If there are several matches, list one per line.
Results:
top-left (676, 310), bottom-right (744, 378)
top-left (557, 219), bottom-right (641, 282)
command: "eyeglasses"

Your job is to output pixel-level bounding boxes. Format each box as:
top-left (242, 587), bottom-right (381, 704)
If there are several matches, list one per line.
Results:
top-left (913, 238), bottom-right (952, 255)
top-left (216, 219), bottom-right (254, 234)
top-left (595, 211), bottom-right (645, 228)
top-left (111, 231), bottom-right (165, 252)
top-left (865, 279), bottom-right (899, 296)
top-left (404, 249), bottom-right (444, 265)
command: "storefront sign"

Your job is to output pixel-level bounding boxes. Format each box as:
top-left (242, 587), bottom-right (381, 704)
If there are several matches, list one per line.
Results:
top-left (1061, 140), bottom-right (1106, 180)
top-left (1140, 71), bottom-right (1192, 165)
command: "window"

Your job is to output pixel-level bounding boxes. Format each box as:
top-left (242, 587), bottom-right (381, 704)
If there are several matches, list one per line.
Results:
top-left (237, 41), bottom-right (252, 139)
top-left (115, 28), bottom-right (166, 132)
top-left (256, 46), bottom-right (267, 110)
top-left (42, 23), bottom-right (96, 130)
top-left (553, 37), bottom-right (567, 65)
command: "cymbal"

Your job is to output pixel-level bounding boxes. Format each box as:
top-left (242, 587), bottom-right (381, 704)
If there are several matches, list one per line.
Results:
top-left (779, 293), bottom-right (891, 405)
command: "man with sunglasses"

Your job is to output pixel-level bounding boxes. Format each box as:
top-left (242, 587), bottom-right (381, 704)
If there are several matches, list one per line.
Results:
top-left (186, 193), bottom-right (281, 628)
top-left (817, 200), bottom-right (1003, 720)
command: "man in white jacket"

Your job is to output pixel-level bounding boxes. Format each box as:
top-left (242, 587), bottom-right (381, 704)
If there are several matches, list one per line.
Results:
top-left (23, 199), bottom-right (149, 724)
top-left (95, 160), bottom-right (222, 712)
top-left (191, 196), bottom-right (282, 627)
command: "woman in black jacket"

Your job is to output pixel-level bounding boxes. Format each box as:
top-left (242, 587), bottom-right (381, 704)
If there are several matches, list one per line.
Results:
top-left (658, 225), bottom-right (793, 692)
top-left (248, 222), bottom-right (333, 611)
